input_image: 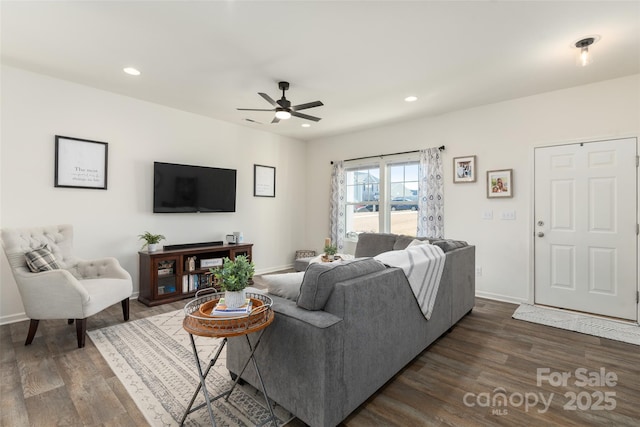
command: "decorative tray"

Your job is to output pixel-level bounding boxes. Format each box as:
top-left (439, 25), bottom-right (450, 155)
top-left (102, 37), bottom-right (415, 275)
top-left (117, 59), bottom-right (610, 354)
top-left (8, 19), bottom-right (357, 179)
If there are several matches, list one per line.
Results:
top-left (183, 291), bottom-right (273, 337)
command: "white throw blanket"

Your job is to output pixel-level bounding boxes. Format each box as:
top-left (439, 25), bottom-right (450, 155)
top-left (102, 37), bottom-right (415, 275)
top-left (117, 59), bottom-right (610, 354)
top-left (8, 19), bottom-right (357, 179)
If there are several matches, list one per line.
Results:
top-left (374, 244), bottom-right (446, 319)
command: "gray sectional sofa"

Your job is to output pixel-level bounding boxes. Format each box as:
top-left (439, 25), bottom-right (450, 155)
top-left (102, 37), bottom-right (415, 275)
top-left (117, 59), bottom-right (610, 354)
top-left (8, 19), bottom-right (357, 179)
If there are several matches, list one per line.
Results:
top-left (227, 233), bottom-right (475, 427)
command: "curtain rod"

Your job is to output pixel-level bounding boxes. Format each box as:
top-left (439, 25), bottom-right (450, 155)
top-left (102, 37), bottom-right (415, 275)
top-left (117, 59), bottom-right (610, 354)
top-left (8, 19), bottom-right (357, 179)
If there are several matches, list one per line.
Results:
top-left (330, 146), bottom-right (445, 164)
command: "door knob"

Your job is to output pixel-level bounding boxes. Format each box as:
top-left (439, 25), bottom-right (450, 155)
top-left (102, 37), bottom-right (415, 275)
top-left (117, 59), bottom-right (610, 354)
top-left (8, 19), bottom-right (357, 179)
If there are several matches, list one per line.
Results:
top-left (537, 232), bottom-right (545, 237)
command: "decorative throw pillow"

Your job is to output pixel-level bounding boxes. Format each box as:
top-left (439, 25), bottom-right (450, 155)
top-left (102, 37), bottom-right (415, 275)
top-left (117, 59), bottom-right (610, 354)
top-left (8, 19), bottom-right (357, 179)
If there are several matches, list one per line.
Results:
top-left (24, 245), bottom-right (61, 272)
top-left (297, 258), bottom-right (386, 311)
top-left (430, 239), bottom-right (468, 253)
top-left (264, 272), bottom-right (305, 301)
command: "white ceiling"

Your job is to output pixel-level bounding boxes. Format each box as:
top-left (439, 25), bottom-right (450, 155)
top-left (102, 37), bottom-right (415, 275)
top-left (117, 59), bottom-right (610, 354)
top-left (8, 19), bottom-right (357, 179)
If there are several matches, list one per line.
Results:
top-left (2, 1), bottom-right (639, 141)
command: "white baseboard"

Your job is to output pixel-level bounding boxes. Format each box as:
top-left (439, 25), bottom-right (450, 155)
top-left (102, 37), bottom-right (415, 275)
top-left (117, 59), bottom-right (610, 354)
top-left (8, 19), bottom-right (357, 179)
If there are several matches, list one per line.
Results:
top-left (0, 294), bottom-right (141, 326)
top-left (0, 312), bottom-right (28, 326)
top-left (255, 264), bottom-right (295, 275)
top-left (475, 290), bottom-right (526, 305)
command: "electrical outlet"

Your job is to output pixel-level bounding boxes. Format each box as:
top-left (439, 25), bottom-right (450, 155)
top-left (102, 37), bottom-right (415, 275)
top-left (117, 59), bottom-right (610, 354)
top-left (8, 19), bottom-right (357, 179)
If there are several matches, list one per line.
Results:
top-left (475, 266), bottom-right (482, 276)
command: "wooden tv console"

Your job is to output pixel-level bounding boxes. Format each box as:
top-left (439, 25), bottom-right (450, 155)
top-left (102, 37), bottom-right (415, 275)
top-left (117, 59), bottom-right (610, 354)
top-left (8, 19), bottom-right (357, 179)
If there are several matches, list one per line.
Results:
top-left (138, 243), bottom-right (253, 306)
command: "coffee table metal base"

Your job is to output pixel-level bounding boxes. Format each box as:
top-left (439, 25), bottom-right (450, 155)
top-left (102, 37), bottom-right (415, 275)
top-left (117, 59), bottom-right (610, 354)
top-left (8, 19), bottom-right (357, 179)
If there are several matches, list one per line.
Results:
top-left (180, 330), bottom-right (277, 427)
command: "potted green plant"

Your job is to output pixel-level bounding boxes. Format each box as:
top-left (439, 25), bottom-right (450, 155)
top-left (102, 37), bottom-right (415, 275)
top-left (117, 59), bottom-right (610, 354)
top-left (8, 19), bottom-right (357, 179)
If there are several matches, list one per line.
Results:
top-left (212, 255), bottom-right (255, 308)
top-left (324, 243), bottom-right (338, 260)
top-left (138, 231), bottom-right (166, 252)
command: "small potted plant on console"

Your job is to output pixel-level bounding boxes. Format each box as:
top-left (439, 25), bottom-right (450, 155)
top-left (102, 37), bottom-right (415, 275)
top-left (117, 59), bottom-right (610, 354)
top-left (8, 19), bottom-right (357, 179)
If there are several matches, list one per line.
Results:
top-left (212, 255), bottom-right (255, 308)
top-left (138, 231), bottom-right (166, 252)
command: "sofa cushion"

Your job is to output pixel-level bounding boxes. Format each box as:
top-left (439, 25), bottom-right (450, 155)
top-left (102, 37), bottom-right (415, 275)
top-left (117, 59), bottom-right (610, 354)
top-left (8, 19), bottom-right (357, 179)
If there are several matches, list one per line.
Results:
top-left (394, 235), bottom-right (430, 250)
top-left (430, 239), bottom-right (468, 252)
top-left (24, 245), bottom-right (61, 272)
top-left (297, 258), bottom-right (386, 310)
top-left (264, 272), bottom-right (305, 301)
top-left (354, 233), bottom-right (398, 258)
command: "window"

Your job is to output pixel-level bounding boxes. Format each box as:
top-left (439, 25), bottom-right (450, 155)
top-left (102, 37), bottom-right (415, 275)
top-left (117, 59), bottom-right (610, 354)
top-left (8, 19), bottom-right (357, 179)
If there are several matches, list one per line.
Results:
top-left (388, 162), bottom-right (419, 235)
top-left (345, 165), bottom-right (380, 235)
top-left (344, 157), bottom-right (420, 239)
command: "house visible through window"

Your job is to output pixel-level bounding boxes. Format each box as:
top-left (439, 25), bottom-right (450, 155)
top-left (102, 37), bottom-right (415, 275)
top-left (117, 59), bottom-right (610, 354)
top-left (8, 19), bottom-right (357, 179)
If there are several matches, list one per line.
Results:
top-left (344, 157), bottom-right (420, 239)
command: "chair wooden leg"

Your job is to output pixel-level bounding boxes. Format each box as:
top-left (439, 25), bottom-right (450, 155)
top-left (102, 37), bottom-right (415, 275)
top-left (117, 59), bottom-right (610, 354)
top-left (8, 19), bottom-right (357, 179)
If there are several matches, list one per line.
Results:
top-left (76, 318), bottom-right (87, 348)
top-left (121, 298), bottom-right (130, 321)
top-left (25, 319), bottom-right (39, 346)
top-left (68, 319), bottom-right (74, 325)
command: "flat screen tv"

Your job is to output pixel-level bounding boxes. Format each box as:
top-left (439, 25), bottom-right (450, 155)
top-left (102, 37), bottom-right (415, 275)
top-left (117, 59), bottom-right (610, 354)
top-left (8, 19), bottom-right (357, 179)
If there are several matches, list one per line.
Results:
top-left (153, 162), bottom-right (236, 213)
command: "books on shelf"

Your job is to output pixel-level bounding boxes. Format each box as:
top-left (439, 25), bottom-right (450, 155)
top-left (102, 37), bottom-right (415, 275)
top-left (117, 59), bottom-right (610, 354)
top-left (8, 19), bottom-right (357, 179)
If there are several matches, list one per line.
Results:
top-left (182, 273), bottom-right (215, 293)
top-left (211, 298), bottom-right (252, 317)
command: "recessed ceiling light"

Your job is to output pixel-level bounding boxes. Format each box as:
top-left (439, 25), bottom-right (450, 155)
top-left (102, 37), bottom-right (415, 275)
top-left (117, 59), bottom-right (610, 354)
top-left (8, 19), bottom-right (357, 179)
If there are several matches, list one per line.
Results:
top-left (404, 96), bottom-right (418, 102)
top-left (301, 123), bottom-right (311, 128)
top-left (123, 67), bottom-right (141, 76)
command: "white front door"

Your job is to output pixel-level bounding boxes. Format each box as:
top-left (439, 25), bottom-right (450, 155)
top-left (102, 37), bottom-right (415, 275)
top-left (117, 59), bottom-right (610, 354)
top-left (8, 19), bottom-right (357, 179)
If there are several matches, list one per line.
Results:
top-left (534, 138), bottom-right (638, 321)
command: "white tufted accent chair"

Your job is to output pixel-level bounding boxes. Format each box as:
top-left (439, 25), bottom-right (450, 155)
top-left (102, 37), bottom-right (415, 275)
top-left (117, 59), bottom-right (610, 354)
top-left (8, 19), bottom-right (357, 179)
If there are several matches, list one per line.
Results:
top-left (1, 224), bottom-right (132, 348)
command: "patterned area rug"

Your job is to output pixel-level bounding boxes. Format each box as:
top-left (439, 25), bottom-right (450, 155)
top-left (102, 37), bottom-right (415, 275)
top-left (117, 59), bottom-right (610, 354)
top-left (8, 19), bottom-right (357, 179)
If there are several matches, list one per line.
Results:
top-left (513, 304), bottom-right (640, 346)
top-left (88, 310), bottom-right (293, 426)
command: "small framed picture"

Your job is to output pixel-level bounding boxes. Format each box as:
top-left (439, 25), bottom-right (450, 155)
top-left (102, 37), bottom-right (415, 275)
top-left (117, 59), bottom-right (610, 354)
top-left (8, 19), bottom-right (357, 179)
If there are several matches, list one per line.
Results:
top-left (487, 169), bottom-right (513, 198)
top-left (54, 135), bottom-right (108, 189)
top-left (453, 155), bottom-right (476, 183)
top-left (253, 164), bottom-right (276, 197)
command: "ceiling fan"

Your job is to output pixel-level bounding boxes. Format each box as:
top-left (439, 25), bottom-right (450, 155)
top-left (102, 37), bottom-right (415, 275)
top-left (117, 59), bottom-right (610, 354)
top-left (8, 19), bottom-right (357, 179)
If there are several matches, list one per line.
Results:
top-left (237, 81), bottom-right (323, 123)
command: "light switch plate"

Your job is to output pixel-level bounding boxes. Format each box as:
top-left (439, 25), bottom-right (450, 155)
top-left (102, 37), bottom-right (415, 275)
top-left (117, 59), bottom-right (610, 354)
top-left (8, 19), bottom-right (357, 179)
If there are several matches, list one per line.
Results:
top-left (501, 210), bottom-right (516, 220)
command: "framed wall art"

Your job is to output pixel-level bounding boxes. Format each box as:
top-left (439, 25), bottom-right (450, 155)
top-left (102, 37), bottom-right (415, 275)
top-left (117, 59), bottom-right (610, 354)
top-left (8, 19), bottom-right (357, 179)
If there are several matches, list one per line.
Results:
top-left (453, 155), bottom-right (476, 183)
top-left (253, 164), bottom-right (276, 197)
top-left (54, 135), bottom-right (108, 189)
top-left (486, 169), bottom-right (513, 198)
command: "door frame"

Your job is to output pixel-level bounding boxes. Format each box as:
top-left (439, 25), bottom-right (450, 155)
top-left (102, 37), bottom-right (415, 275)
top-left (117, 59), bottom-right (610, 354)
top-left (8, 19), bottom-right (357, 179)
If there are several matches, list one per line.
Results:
top-left (528, 135), bottom-right (640, 324)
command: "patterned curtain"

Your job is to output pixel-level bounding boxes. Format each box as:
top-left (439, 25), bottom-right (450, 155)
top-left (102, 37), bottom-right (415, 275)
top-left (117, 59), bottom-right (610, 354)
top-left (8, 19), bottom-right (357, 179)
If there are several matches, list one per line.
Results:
top-left (417, 148), bottom-right (444, 238)
top-left (329, 161), bottom-right (346, 251)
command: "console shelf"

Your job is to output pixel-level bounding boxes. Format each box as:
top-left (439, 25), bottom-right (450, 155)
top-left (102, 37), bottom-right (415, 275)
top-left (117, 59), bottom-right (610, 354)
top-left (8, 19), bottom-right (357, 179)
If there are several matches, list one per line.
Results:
top-left (138, 243), bottom-right (253, 306)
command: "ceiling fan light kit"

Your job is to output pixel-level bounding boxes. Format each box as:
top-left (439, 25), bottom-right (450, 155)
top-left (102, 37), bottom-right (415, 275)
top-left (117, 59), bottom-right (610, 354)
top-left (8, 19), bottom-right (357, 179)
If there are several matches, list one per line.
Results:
top-left (237, 81), bottom-right (323, 124)
top-left (275, 109), bottom-right (292, 120)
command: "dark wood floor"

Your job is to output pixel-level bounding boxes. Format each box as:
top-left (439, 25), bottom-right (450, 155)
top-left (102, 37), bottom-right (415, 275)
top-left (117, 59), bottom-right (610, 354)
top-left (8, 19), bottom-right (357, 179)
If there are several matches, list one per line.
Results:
top-left (2, 297), bottom-right (639, 426)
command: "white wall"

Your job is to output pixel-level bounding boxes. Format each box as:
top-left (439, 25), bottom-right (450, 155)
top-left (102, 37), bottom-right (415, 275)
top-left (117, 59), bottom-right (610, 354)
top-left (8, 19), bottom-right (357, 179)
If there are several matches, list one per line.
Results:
top-left (0, 66), bottom-right (307, 323)
top-left (305, 74), bottom-right (640, 303)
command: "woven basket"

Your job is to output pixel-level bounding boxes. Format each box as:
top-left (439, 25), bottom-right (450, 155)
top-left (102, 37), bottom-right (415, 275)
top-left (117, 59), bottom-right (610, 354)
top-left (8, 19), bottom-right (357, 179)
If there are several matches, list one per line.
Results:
top-left (295, 249), bottom-right (316, 259)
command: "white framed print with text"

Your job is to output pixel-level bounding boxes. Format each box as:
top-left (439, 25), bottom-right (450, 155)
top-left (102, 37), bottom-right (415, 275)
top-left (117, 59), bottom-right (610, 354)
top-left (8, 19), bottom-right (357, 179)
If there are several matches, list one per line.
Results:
top-left (54, 135), bottom-right (108, 190)
top-left (253, 164), bottom-right (276, 197)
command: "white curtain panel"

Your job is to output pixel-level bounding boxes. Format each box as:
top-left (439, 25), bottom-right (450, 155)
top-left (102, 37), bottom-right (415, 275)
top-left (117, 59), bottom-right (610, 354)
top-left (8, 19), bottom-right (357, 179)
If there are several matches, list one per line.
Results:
top-left (329, 161), bottom-right (346, 251)
top-left (417, 148), bottom-right (444, 238)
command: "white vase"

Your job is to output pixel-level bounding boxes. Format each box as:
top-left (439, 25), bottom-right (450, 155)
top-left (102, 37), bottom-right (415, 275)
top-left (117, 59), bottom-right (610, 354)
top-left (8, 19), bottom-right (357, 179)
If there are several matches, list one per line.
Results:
top-left (224, 289), bottom-right (246, 308)
top-left (148, 243), bottom-right (159, 252)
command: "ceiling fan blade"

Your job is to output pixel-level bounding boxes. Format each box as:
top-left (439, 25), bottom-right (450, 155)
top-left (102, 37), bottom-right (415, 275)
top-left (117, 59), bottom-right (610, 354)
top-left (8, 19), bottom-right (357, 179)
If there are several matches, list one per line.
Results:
top-left (259, 92), bottom-right (277, 106)
top-left (271, 116), bottom-right (280, 124)
top-left (237, 108), bottom-right (275, 111)
top-left (291, 101), bottom-right (324, 111)
top-left (291, 111), bottom-right (322, 122)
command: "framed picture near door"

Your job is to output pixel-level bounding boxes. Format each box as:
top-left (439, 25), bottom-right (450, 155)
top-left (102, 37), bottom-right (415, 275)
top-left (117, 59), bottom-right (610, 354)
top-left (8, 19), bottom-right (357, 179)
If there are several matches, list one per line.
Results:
top-left (453, 155), bottom-right (476, 183)
top-left (486, 169), bottom-right (513, 198)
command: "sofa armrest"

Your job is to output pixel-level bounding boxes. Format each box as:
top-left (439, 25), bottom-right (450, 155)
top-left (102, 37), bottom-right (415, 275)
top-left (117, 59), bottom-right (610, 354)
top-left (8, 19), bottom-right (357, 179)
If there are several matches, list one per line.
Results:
top-left (447, 245), bottom-right (475, 322)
